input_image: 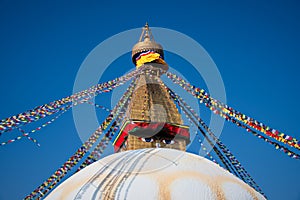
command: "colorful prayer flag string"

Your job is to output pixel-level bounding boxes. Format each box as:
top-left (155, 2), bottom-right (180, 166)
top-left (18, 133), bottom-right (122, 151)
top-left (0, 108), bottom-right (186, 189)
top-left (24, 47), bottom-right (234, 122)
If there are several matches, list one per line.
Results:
top-left (169, 88), bottom-right (266, 197)
top-left (166, 72), bottom-right (300, 151)
top-left (156, 75), bottom-right (266, 197)
top-left (0, 98), bottom-right (112, 147)
top-left (77, 91), bottom-right (132, 171)
top-left (165, 74), bottom-right (300, 159)
top-left (24, 72), bottom-right (139, 200)
top-left (77, 108), bottom-right (126, 171)
top-left (0, 106), bottom-right (71, 147)
top-left (0, 67), bottom-right (141, 135)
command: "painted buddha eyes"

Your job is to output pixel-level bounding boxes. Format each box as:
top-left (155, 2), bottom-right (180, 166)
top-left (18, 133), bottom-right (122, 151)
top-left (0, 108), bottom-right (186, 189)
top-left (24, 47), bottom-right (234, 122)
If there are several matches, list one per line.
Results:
top-left (162, 140), bottom-right (175, 145)
top-left (141, 138), bottom-right (154, 142)
top-left (140, 138), bottom-right (175, 145)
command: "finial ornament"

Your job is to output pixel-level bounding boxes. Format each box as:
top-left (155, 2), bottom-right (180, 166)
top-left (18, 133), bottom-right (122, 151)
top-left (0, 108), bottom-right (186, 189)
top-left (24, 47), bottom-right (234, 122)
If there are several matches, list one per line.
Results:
top-left (138, 22), bottom-right (154, 42)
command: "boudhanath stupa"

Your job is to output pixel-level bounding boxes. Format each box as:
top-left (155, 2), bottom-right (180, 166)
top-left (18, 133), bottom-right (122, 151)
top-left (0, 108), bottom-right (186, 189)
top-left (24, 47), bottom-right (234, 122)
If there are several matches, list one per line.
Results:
top-left (45, 24), bottom-right (266, 200)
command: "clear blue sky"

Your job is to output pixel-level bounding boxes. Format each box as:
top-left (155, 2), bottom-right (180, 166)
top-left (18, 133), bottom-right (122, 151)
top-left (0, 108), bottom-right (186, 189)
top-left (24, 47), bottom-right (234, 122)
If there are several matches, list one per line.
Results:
top-left (0, 1), bottom-right (299, 200)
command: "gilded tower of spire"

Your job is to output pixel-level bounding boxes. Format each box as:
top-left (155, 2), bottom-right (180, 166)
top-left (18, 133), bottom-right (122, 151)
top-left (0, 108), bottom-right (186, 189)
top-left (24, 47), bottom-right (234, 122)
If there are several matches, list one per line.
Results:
top-left (113, 24), bottom-right (190, 151)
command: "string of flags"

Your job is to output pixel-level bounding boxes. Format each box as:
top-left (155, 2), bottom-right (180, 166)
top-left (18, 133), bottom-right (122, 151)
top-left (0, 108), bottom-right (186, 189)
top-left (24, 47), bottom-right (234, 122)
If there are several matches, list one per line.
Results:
top-left (158, 75), bottom-right (252, 179)
top-left (10, 102), bottom-right (112, 148)
top-left (0, 67), bottom-right (142, 148)
top-left (0, 106), bottom-right (71, 147)
top-left (17, 127), bottom-right (41, 147)
top-left (166, 73), bottom-right (300, 159)
top-left (166, 72), bottom-right (300, 151)
top-left (182, 103), bottom-right (238, 175)
top-left (86, 102), bottom-right (111, 112)
top-left (213, 106), bottom-right (300, 159)
top-left (183, 111), bottom-right (219, 164)
top-left (179, 95), bottom-right (265, 196)
top-left (38, 78), bottom-right (137, 198)
top-left (165, 83), bottom-right (237, 175)
top-left (77, 108), bottom-right (126, 171)
top-left (77, 91), bottom-right (133, 171)
top-left (0, 68), bottom-right (140, 135)
top-left (162, 82), bottom-right (265, 197)
top-left (25, 75), bottom-right (138, 200)
top-left (0, 100), bottom-right (112, 147)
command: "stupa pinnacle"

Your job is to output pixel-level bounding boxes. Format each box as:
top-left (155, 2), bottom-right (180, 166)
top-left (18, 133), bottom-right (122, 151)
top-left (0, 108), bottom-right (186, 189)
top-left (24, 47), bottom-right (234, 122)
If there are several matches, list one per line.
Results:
top-left (113, 23), bottom-right (190, 152)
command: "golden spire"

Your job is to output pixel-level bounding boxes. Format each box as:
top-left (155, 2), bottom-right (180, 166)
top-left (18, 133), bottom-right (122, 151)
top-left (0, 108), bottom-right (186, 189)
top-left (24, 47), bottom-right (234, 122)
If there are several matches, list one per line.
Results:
top-left (138, 22), bottom-right (152, 42)
top-left (113, 23), bottom-right (190, 152)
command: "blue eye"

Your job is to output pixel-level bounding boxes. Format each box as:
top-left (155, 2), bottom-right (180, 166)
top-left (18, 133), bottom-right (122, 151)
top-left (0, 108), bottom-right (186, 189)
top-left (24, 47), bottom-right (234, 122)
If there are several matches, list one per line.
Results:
top-left (163, 140), bottom-right (175, 144)
top-left (141, 138), bottom-right (154, 142)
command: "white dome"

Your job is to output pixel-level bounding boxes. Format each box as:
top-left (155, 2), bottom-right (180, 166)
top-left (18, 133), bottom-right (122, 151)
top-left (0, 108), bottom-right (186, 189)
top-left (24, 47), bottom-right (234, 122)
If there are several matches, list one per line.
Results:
top-left (46, 148), bottom-right (266, 200)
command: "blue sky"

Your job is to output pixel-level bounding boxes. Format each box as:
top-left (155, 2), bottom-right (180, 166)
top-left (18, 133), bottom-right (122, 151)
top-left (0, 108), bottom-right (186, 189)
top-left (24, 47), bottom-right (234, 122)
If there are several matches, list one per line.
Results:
top-left (0, 1), bottom-right (299, 199)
